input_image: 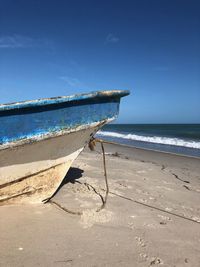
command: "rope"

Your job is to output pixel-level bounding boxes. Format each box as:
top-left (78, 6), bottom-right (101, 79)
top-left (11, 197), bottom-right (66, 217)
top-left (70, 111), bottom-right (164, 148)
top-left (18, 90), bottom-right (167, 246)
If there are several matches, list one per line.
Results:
top-left (49, 138), bottom-right (200, 225)
top-left (49, 199), bottom-right (83, 215)
top-left (95, 139), bottom-right (109, 212)
top-left (49, 138), bottom-right (109, 215)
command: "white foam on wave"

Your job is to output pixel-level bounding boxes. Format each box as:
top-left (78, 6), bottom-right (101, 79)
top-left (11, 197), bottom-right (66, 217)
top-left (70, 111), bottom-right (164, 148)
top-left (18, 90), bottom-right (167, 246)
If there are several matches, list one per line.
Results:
top-left (97, 131), bottom-right (200, 149)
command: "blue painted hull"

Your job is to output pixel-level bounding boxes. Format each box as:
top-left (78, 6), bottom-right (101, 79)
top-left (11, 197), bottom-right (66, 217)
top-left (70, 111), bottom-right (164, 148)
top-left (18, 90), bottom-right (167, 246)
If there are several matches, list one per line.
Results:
top-left (0, 90), bottom-right (129, 146)
top-left (0, 90), bottom-right (129, 204)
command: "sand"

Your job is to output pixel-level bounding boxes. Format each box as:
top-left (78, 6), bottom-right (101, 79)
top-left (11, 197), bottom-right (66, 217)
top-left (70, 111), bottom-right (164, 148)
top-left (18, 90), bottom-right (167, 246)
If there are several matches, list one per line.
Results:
top-left (0, 143), bottom-right (200, 267)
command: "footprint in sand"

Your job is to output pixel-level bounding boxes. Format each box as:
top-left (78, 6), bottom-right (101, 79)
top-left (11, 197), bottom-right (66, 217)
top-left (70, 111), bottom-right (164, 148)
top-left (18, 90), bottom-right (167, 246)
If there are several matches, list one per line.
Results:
top-left (135, 236), bottom-right (147, 247)
top-left (149, 257), bottom-right (163, 265)
top-left (139, 254), bottom-right (164, 265)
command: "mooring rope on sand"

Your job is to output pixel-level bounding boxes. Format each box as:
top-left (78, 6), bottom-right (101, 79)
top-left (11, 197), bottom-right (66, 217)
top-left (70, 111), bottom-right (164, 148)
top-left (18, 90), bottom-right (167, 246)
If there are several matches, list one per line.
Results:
top-left (49, 138), bottom-right (109, 215)
top-left (95, 139), bottom-right (109, 212)
top-left (50, 138), bottom-right (200, 225)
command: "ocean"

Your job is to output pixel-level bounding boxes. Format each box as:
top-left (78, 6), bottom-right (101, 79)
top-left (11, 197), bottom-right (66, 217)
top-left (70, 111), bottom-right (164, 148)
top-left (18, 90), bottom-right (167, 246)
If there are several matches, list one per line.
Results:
top-left (96, 124), bottom-right (200, 158)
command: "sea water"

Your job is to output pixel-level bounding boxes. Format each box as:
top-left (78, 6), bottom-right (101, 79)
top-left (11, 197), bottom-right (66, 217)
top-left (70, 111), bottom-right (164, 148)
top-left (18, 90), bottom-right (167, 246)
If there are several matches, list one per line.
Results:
top-left (96, 124), bottom-right (200, 158)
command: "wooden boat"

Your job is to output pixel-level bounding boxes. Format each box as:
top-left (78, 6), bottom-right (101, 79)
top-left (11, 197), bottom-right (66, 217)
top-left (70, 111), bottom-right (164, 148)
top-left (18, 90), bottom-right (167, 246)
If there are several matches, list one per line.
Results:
top-left (0, 90), bottom-right (129, 204)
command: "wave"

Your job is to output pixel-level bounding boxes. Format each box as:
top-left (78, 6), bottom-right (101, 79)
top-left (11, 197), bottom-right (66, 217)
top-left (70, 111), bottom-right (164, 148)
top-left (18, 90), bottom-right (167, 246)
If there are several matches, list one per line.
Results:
top-left (97, 131), bottom-right (200, 149)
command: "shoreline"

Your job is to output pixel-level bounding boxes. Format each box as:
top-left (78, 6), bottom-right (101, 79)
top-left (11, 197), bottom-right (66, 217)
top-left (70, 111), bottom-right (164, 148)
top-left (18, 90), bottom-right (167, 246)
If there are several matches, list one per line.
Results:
top-left (96, 138), bottom-right (200, 159)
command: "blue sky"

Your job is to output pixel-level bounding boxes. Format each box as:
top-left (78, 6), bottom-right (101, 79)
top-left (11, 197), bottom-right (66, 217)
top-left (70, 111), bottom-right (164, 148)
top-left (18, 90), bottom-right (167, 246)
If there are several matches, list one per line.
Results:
top-left (0, 0), bottom-right (199, 123)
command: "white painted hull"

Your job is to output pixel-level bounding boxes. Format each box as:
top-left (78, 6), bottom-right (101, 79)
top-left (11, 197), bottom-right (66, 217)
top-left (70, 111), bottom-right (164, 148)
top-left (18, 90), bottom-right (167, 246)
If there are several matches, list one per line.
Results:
top-left (0, 125), bottom-right (99, 204)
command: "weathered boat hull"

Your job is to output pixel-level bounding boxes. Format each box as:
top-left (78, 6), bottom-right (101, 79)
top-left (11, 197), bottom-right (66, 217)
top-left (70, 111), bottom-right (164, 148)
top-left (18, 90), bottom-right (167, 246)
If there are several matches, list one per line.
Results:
top-left (0, 124), bottom-right (101, 204)
top-left (0, 90), bottom-right (129, 204)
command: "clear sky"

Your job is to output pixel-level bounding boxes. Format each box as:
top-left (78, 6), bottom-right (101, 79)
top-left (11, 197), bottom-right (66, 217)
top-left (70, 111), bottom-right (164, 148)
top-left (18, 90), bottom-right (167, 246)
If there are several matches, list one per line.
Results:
top-left (0, 0), bottom-right (199, 123)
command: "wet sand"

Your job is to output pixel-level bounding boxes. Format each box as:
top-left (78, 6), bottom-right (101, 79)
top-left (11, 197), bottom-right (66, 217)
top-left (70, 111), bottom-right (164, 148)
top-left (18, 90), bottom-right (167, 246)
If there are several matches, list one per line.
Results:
top-left (1, 143), bottom-right (200, 267)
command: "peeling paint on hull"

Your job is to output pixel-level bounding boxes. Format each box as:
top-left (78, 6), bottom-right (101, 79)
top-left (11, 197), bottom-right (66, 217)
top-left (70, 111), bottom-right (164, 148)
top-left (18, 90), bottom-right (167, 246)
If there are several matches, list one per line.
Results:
top-left (0, 125), bottom-right (99, 204)
top-left (0, 90), bottom-right (130, 204)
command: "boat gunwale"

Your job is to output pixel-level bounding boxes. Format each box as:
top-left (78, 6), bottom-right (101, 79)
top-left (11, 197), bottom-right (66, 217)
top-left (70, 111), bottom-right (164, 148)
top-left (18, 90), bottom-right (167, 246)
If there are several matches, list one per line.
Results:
top-left (0, 90), bottom-right (130, 112)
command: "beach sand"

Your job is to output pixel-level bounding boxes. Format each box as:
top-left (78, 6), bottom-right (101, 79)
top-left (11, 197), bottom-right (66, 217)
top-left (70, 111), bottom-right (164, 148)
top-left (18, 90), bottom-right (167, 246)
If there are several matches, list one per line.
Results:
top-left (0, 143), bottom-right (200, 267)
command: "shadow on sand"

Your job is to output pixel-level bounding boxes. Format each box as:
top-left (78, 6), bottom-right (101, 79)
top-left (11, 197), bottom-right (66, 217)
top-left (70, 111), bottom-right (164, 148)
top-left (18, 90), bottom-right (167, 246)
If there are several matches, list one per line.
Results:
top-left (44, 167), bottom-right (84, 202)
